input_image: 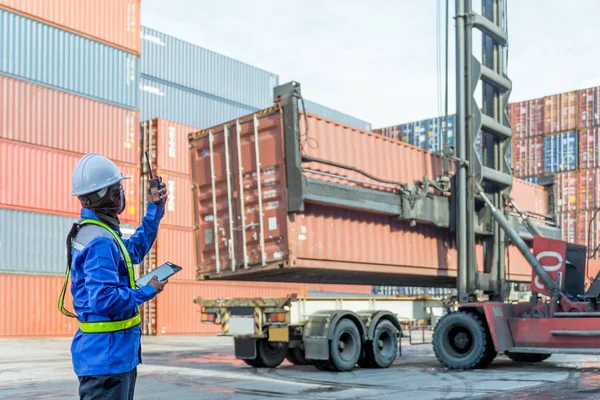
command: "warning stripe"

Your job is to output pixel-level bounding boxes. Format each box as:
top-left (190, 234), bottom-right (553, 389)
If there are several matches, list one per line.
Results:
top-left (253, 307), bottom-right (262, 335)
top-left (220, 308), bottom-right (230, 334)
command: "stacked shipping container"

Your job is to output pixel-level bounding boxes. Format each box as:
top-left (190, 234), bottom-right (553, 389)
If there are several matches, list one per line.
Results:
top-left (0, 2), bottom-right (142, 336)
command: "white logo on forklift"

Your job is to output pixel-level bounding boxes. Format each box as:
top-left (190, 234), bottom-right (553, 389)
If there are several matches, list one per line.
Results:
top-left (533, 251), bottom-right (564, 290)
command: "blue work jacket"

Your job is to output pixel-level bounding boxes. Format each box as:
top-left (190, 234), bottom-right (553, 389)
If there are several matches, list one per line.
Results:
top-left (69, 203), bottom-right (164, 376)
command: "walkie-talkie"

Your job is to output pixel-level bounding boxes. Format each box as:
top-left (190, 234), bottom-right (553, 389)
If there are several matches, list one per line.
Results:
top-left (145, 151), bottom-right (162, 203)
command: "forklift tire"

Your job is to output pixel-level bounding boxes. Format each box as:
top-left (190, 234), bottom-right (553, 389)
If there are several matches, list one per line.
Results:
top-left (286, 347), bottom-right (309, 365)
top-left (245, 340), bottom-right (287, 368)
top-left (433, 311), bottom-right (490, 370)
top-left (505, 352), bottom-right (551, 363)
top-left (359, 320), bottom-right (398, 368)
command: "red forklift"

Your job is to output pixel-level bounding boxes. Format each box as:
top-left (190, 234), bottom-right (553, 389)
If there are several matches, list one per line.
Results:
top-left (431, 0), bottom-right (600, 369)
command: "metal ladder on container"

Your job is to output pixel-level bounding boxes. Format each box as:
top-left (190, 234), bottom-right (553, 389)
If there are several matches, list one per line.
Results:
top-left (455, 0), bottom-right (513, 302)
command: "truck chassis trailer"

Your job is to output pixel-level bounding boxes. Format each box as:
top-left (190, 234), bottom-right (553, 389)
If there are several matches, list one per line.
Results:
top-left (195, 295), bottom-right (445, 371)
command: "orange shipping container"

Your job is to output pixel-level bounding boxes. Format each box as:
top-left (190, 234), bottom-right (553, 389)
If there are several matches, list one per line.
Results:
top-left (143, 119), bottom-right (200, 176)
top-left (190, 109), bottom-right (545, 286)
top-left (155, 172), bottom-right (194, 229)
top-left (579, 87), bottom-right (600, 129)
top-left (373, 125), bottom-right (402, 141)
top-left (0, 274), bottom-right (77, 336)
top-left (0, 75), bottom-right (139, 165)
top-left (0, 140), bottom-right (140, 224)
top-left (0, 0), bottom-right (140, 55)
top-left (544, 91), bottom-right (578, 134)
top-left (155, 281), bottom-right (308, 335)
top-left (153, 227), bottom-right (197, 281)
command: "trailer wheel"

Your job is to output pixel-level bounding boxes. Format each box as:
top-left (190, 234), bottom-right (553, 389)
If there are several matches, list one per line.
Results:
top-left (505, 351), bottom-right (551, 363)
top-left (359, 320), bottom-right (398, 368)
top-left (244, 340), bottom-right (287, 368)
top-left (286, 347), bottom-right (309, 365)
top-left (326, 318), bottom-right (362, 372)
top-left (433, 311), bottom-right (489, 370)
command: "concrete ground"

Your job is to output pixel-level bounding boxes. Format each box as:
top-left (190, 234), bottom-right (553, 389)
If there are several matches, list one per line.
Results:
top-left (1, 336), bottom-right (600, 400)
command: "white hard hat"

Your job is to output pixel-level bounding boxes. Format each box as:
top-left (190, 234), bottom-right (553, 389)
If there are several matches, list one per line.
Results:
top-left (71, 153), bottom-right (130, 196)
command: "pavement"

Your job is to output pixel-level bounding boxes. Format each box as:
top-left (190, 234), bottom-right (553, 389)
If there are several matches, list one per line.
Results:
top-left (1, 335), bottom-right (600, 399)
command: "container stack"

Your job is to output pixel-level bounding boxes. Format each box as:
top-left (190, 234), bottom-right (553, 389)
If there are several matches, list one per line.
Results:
top-left (0, 1), bottom-right (141, 336)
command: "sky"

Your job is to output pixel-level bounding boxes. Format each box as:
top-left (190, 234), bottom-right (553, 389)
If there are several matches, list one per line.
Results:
top-left (142, 0), bottom-right (600, 129)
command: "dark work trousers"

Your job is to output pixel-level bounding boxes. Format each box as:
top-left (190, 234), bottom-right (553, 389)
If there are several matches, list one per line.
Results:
top-left (78, 368), bottom-right (137, 400)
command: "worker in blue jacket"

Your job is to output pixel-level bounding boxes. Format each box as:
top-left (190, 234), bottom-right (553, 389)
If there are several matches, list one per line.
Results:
top-left (59, 153), bottom-right (168, 400)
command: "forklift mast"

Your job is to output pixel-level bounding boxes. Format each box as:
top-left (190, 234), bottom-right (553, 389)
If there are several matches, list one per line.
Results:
top-left (454, 0), bottom-right (513, 302)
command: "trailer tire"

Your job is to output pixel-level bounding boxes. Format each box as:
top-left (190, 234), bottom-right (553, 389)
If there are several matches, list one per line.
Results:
top-left (327, 318), bottom-right (362, 372)
top-left (505, 352), bottom-right (551, 363)
top-left (359, 320), bottom-right (398, 368)
top-left (286, 347), bottom-right (309, 365)
top-left (433, 311), bottom-right (489, 370)
top-left (245, 340), bottom-right (287, 368)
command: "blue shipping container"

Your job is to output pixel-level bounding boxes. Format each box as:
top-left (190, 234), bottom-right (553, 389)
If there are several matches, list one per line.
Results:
top-left (141, 27), bottom-right (278, 110)
top-left (302, 99), bottom-right (372, 131)
top-left (399, 115), bottom-right (455, 152)
top-left (0, 9), bottom-right (139, 110)
top-left (140, 76), bottom-right (258, 129)
top-left (544, 131), bottom-right (578, 173)
top-left (521, 176), bottom-right (539, 184)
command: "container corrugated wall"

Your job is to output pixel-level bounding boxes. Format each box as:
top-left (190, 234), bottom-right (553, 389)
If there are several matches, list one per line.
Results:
top-left (140, 76), bottom-right (256, 128)
top-left (544, 91), bottom-right (578, 134)
top-left (579, 87), bottom-right (600, 128)
top-left (579, 127), bottom-right (600, 169)
top-left (303, 99), bottom-right (372, 131)
top-left (0, 74), bottom-right (139, 165)
top-left (509, 99), bottom-right (544, 139)
top-left (0, 209), bottom-right (76, 274)
top-left (512, 137), bottom-right (544, 177)
top-left (0, 140), bottom-right (140, 223)
top-left (375, 115), bottom-right (455, 153)
top-left (0, 274), bottom-right (77, 336)
top-left (543, 131), bottom-right (578, 173)
top-left (555, 172), bottom-right (578, 213)
top-left (0, 9), bottom-right (139, 109)
top-left (578, 168), bottom-right (600, 211)
top-left (145, 119), bottom-right (199, 176)
top-left (0, 0), bottom-right (140, 55)
top-left (154, 227), bottom-right (196, 281)
top-left (158, 173), bottom-right (194, 228)
top-left (141, 26), bottom-right (277, 109)
top-left (155, 281), bottom-right (308, 335)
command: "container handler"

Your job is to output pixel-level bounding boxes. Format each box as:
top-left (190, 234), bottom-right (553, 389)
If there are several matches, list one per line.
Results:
top-left (192, 0), bottom-right (600, 371)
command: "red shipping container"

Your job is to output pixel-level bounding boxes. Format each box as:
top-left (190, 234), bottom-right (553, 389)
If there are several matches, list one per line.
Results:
top-left (509, 99), bottom-right (544, 139)
top-left (0, 0), bottom-right (140, 55)
top-left (143, 119), bottom-right (200, 176)
top-left (577, 210), bottom-right (600, 260)
top-left (512, 137), bottom-right (543, 177)
top-left (579, 87), bottom-right (600, 128)
top-left (579, 127), bottom-right (600, 169)
top-left (0, 274), bottom-right (77, 337)
top-left (558, 211), bottom-right (577, 244)
top-left (544, 91), bottom-right (579, 134)
top-left (578, 169), bottom-right (600, 211)
top-left (190, 110), bottom-right (546, 285)
top-left (0, 75), bottom-right (139, 165)
top-left (0, 140), bottom-right (140, 224)
top-left (554, 172), bottom-right (578, 213)
top-left (155, 280), bottom-right (308, 335)
top-left (374, 125), bottom-right (402, 141)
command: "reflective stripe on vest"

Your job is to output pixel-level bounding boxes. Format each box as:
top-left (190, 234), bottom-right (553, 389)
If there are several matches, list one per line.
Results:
top-left (58, 218), bottom-right (140, 333)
